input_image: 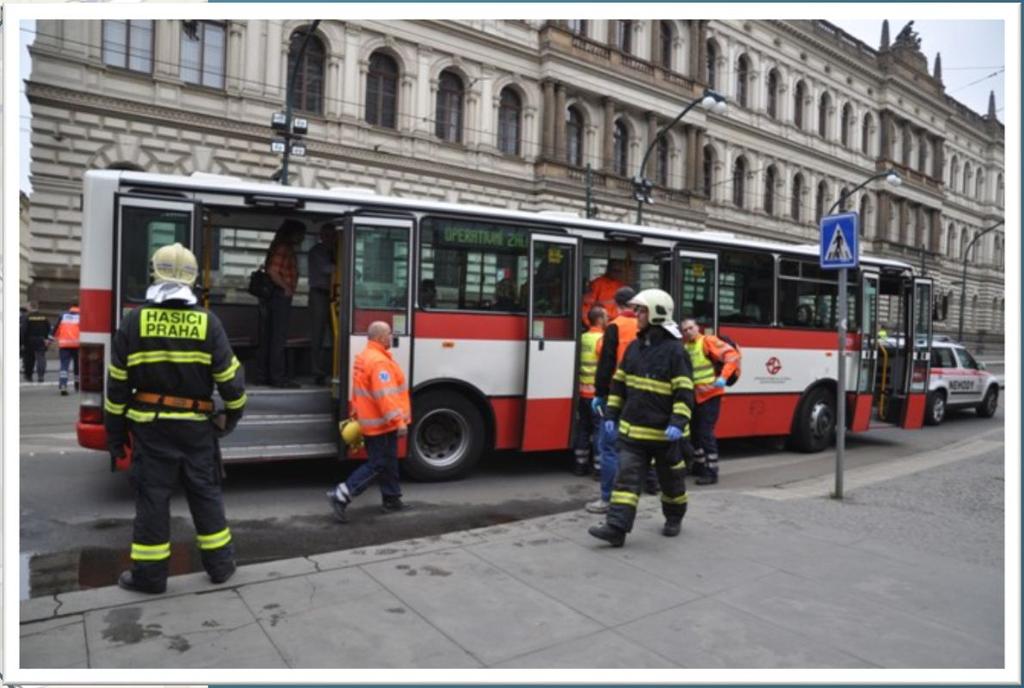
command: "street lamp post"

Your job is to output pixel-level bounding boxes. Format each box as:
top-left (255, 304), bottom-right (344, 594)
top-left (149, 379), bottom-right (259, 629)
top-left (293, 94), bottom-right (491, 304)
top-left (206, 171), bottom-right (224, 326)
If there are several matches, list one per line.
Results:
top-left (825, 169), bottom-right (900, 500)
top-left (957, 220), bottom-right (1004, 342)
top-left (277, 20), bottom-right (321, 186)
top-left (634, 89), bottom-right (726, 224)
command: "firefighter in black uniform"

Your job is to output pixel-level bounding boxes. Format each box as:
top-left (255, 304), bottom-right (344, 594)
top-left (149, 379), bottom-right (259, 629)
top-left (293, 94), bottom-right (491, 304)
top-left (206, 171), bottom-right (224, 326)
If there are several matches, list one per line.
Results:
top-left (588, 288), bottom-right (694, 547)
top-left (22, 303), bottom-right (52, 382)
top-left (105, 243), bottom-right (246, 594)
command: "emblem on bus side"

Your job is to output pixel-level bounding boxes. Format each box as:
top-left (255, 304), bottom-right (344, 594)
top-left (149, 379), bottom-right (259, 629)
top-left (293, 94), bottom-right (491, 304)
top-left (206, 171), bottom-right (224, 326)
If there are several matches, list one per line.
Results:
top-left (765, 357), bottom-right (782, 375)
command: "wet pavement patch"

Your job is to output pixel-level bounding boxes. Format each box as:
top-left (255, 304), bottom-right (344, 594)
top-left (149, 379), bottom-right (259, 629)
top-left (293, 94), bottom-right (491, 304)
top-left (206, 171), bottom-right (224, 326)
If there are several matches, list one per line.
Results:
top-left (100, 606), bottom-right (162, 645)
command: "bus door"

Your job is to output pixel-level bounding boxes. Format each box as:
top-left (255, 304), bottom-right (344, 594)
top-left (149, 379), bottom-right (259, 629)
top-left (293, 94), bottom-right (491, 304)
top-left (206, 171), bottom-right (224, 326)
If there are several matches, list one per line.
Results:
top-left (113, 195), bottom-right (199, 326)
top-left (901, 277), bottom-right (933, 429)
top-left (850, 270), bottom-right (879, 431)
top-left (522, 234), bottom-right (580, 451)
top-left (337, 215), bottom-right (414, 454)
top-left (673, 250), bottom-right (718, 333)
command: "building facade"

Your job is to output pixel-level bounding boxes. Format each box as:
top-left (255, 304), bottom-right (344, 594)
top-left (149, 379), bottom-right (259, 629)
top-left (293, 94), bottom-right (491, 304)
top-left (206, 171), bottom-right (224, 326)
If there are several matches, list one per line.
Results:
top-left (26, 18), bottom-right (1004, 346)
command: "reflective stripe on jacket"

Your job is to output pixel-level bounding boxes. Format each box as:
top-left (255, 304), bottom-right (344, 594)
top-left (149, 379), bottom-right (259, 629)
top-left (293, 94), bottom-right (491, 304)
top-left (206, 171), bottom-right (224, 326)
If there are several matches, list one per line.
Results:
top-left (53, 307), bottom-right (80, 348)
top-left (685, 334), bottom-right (740, 404)
top-left (578, 328), bottom-right (603, 399)
top-left (352, 340), bottom-right (412, 437)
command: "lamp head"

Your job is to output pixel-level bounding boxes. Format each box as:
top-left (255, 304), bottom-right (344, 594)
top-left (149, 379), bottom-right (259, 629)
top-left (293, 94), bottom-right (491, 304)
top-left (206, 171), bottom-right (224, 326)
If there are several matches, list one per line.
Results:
top-left (885, 171), bottom-right (902, 187)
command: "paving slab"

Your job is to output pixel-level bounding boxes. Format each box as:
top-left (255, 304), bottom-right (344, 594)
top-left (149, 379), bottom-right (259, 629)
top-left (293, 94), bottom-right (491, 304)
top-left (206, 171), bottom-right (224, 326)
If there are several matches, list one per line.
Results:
top-left (713, 570), bottom-right (1003, 668)
top-left (237, 566), bottom-right (481, 668)
top-left (361, 547), bottom-right (603, 665)
top-left (494, 628), bottom-right (678, 668)
top-left (309, 535), bottom-right (459, 571)
top-left (83, 590), bottom-right (286, 668)
top-left (617, 595), bottom-right (877, 668)
top-left (20, 615), bottom-right (89, 669)
top-left (21, 595), bottom-right (60, 623)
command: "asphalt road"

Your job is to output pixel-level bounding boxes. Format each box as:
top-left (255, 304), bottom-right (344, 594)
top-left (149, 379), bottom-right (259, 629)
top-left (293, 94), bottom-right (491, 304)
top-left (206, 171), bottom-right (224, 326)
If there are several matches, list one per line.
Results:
top-left (18, 380), bottom-right (1005, 599)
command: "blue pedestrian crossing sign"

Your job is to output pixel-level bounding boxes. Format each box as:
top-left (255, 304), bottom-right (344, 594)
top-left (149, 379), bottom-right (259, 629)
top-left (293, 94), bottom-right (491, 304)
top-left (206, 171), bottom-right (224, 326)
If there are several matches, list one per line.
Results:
top-left (819, 212), bottom-right (859, 269)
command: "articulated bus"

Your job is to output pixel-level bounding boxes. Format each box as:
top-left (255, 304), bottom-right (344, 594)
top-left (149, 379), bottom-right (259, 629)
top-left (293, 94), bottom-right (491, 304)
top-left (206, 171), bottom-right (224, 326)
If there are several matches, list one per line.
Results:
top-left (77, 170), bottom-right (933, 480)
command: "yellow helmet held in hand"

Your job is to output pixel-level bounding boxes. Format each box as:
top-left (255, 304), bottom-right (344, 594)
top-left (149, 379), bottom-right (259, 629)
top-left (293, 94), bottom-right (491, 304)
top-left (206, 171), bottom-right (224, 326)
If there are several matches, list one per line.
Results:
top-left (151, 243), bottom-right (199, 286)
top-left (339, 417), bottom-right (363, 449)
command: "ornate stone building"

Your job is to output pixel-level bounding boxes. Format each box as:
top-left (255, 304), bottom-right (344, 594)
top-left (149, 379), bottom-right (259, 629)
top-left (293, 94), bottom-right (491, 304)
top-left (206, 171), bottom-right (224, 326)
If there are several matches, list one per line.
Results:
top-left (26, 18), bottom-right (1004, 346)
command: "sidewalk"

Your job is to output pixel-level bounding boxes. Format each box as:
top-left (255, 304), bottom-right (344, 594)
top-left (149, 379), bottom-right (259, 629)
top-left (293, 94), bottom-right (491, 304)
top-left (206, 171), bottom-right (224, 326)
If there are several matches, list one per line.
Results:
top-left (20, 439), bottom-right (1005, 670)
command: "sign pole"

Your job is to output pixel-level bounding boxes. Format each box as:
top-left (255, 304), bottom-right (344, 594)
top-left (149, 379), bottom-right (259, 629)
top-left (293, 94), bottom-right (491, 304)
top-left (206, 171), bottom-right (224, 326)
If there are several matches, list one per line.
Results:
top-left (834, 266), bottom-right (846, 499)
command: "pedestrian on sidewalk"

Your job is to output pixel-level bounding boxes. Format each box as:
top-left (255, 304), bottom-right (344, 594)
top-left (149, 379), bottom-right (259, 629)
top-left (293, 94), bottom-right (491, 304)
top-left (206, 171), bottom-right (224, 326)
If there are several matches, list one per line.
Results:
top-left (681, 318), bottom-right (740, 485)
top-left (327, 321), bottom-right (412, 522)
top-left (586, 286), bottom-right (637, 513)
top-left (106, 243), bottom-right (246, 594)
top-left (588, 289), bottom-right (694, 547)
top-left (52, 302), bottom-right (81, 395)
top-left (22, 302), bottom-right (52, 383)
top-left (573, 306), bottom-right (606, 476)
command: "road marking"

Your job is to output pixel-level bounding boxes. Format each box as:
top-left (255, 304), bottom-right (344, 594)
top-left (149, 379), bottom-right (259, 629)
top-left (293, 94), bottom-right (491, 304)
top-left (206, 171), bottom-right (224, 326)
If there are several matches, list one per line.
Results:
top-left (741, 432), bottom-right (1004, 501)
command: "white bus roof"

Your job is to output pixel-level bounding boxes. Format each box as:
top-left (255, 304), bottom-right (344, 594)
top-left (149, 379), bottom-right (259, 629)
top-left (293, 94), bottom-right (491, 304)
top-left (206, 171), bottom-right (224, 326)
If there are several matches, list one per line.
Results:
top-left (96, 169), bottom-right (914, 272)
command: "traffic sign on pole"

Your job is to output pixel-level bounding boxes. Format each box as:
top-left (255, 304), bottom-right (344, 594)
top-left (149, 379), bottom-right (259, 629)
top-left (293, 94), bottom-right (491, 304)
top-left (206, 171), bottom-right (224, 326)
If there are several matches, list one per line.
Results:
top-left (820, 212), bottom-right (859, 270)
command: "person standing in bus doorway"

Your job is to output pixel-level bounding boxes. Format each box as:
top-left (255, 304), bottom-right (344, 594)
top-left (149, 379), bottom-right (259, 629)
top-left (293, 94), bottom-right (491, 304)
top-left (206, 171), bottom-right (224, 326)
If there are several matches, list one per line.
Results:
top-left (588, 289), bottom-right (694, 546)
top-left (308, 223), bottom-right (336, 385)
top-left (582, 258), bottom-right (627, 326)
top-left (573, 306), bottom-right (607, 476)
top-left (106, 243), bottom-right (246, 594)
top-left (327, 321), bottom-right (412, 522)
top-left (258, 219), bottom-right (304, 388)
top-left (586, 286), bottom-right (637, 513)
top-left (52, 302), bottom-right (81, 395)
top-left (22, 302), bottom-right (52, 383)
top-left (680, 318), bottom-right (741, 485)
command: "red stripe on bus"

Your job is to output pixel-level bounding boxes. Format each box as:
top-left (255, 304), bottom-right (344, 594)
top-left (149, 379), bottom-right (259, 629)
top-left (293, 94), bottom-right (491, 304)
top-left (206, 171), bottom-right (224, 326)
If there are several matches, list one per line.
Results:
top-left (719, 326), bottom-right (859, 350)
top-left (903, 393), bottom-right (926, 429)
top-left (850, 393), bottom-right (873, 432)
top-left (80, 289), bottom-right (112, 333)
top-left (520, 397), bottom-right (573, 451)
top-left (491, 397), bottom-right (524, 449)
top-left (715, 393), bottom-right (801, 438)
top-left (417, 311), bottom-right (527, 340)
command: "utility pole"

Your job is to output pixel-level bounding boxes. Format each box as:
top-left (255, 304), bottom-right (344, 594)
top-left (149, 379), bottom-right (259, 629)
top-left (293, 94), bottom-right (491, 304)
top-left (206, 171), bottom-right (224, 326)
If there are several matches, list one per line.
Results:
top-left (957, 220), bottom-right (1003, 342)
top-left (272, 20), bottom-right (320, 185)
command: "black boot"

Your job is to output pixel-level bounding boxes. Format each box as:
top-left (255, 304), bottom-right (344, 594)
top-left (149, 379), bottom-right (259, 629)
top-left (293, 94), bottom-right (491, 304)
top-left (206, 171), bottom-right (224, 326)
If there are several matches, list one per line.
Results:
top-left (588, 523), bottom-right (626, 547)
top-left (662, 518), bottom-right (682, 537)
top-left (696, 471), bottom-right (718, 485)
top-left (572, 449), bottom-right (590, 476)
top-left (381, 496), bottom-right (413, 514)
top-left (209, 561), bottom-right (236, 584)
top-left (117, 570), bottom-right (166, 594)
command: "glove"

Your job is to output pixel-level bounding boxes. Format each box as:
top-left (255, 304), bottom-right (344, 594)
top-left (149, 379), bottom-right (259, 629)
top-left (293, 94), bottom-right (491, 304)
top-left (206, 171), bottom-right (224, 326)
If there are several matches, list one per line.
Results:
top-left (713, 377), bottom-right (727, 389)
top-left (664, 425), bottom-right (684, 442)
top-left (591, 397), bottom-right (605, 414)
top-left (603, 419), bottom-right (617, 440)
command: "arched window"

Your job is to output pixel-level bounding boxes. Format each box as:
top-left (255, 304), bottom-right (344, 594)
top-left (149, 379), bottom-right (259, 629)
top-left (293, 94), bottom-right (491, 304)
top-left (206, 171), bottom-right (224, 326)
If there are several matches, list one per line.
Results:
top-left (840, 103), bottom-right (853, 147)
top-left (818, 92), bottom-right (831, 138)
top-left (365, 52), bottom-right (399, 129)
top-left (658, 21), bottom-right (673, 69)
top-left (612, 120), bottom-right (629, 176)
top-left (794, 80), bottom-right (806, 129)
top-left (702, 145), bottom-right (715, 199)
top-left (435, 70), bottom-right (464, 143)
top-left (612, 20), bottom-right (633, 54)
top-left (960, 228), bottom-right (969, 259)
top-left (566, 106), bottom-right (584, 167)
top-left (962, 162), bottom-right (972, 195)
top-left (949, 155), bottom-right (959, 188)
top-left (791, 173), bottom-right (803, 221)
top-left (656, 136), bottom-right (670, 186)
top-left (859, 193), bottom-right (871, 231)
top-left (997, 173), bottom-right (1004, 206)
top-left (732, 156), bottom-right (747, 208)
top-left (288, 29), bottom-right (325, 114)
top-left (766, 70), bottom-right (779, 119)
top-left (706, 41), bottom-right (718, 89)
top-left (566, 20), bottom-right (588, 36)
top-left (976, 171), bottom-right (985, 200)
top-left (736, 55), bottom-right (750, 108)
top-left (946, 223), bottom-right (956, 257)
top-left (861, 113), bottom-right (872, 154)
top-left (918, 133), bottom-right (929, 173)
top-left (901, 126), bottom-right (912, 166)
top-left (764, 165), bottom-right (777, 215)
top-left (497, 87), bottom-right (522, 156)
top-left (837, 186), bottom-right (850, 211)
top-left (815, 180), bottom-right (828, 220)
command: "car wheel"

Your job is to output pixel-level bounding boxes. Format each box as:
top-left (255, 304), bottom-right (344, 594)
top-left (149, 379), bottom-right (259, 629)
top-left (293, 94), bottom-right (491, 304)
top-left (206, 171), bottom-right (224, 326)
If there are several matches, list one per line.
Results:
top-left (404, 390), bottom-right (485, 481)
top-left (924, 390), bottom-right (946, 426)
top-left (791, 386), bottom-right (834, 453)
top-left (976, 386), bottom-right (999, 418)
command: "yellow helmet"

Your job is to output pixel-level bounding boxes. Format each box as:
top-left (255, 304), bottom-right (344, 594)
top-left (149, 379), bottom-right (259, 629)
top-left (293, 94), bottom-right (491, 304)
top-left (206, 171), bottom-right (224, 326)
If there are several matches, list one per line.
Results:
top-left (339, 417), bottom-right (363, 449)
top-left (151, 243), bottom-right (199, 286)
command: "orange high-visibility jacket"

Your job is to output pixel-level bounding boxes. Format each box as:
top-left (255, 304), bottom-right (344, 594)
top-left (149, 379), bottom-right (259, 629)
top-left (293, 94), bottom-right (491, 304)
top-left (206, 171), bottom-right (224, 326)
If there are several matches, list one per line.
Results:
top-left (52, 306), bottom-right (80, 349)
top-left (352, 340), bottom-right (412, 437)
top-left (688, 334), bottom-right (740, 404)
top-left (582, 275), bottom-right (626, 325)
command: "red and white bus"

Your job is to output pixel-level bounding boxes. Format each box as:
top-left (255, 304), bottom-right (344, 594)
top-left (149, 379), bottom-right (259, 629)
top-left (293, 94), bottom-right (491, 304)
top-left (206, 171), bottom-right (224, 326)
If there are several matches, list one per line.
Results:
top-left (77, 170), bottom-right (934, 479)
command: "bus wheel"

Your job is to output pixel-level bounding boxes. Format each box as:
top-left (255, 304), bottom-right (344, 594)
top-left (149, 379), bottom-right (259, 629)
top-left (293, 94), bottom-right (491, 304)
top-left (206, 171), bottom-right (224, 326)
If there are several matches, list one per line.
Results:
top-left (924, 390), bottom-right (946, 426)
top-left (976, 386), bottom-right (999, 418)
top-left (405, 390), bottom-right (485, 481)
top-left (791, 387), bottom-right (834, 453)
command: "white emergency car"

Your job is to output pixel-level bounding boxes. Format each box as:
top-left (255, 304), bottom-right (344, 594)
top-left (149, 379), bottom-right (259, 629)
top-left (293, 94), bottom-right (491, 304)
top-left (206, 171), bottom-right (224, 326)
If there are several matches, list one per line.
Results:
top-left (925, 338), bottom-right (1000, 425)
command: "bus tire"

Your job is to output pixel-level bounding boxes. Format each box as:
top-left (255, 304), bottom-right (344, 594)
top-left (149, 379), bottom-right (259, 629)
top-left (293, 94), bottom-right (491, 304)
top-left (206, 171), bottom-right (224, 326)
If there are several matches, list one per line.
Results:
top-left (405, 390), bottom-right (485, 481)
top-left (976, 386), bottom-right (999, 418)
top-left (791, 386), bottom-right (835, 453)
top-left (924, 390), bottom-right (946, 426)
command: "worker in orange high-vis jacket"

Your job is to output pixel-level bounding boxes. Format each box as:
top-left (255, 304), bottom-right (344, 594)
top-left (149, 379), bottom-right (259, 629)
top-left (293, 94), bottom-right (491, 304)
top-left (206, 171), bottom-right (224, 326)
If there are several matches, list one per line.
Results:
top-left (582, 259), bottom-right (627, 326)
top-left (681, 318), bottom-right (741, 485)
top-left (52, 303), bottom-right (81, 395)
top-left (327, 321), bottom-right (412, 522)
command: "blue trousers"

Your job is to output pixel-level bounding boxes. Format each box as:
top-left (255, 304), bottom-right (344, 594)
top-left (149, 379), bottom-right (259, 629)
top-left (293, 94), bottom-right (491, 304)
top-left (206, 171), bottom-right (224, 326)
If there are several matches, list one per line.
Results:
top-left (692, 396), bottom-right (722, 458)
top-left (59, 347), bottom-right (79, 389)
top-left (599, 421), bottom-right (619, 502)
top-left (345, 432), bottom-right (402, 500)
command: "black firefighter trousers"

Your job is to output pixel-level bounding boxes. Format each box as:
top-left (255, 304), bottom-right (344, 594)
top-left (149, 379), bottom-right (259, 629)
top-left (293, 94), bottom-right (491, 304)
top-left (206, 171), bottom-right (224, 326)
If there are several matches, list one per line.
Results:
top-left (606, 437), bottom-right (692, 534)
top-left (129, 419), bottom-right (234, 586)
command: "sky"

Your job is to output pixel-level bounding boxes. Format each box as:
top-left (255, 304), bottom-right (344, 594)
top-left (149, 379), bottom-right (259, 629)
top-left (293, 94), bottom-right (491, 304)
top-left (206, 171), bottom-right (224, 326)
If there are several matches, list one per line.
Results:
top-left (19, 18), bottom-right (1007, 194)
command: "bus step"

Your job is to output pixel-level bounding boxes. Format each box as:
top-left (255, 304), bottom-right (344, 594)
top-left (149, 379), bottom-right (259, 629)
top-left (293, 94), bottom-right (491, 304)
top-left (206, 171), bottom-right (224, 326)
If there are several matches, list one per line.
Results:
top-left (237, 386), bottom-right (333, 415)
top-left (221, 413), bottom-right (336, 449)
top-left (220, 442), bottom-right (337, 463)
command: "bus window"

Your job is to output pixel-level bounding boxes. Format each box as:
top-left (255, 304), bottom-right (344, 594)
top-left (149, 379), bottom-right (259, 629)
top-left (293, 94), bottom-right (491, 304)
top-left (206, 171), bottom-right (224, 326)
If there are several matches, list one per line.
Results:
top-left (581, 243), bottom-right (668, 297)
top-left (718, 250), bottom-right (772, 325)
top-left (420, 218), bottom-right (529, 312)
top-left (778, 258), bottom-right (856, 328)
top-left (121, 207), bottom-right (190, 303)
top-left (354, 226), bottom-right (409, 332)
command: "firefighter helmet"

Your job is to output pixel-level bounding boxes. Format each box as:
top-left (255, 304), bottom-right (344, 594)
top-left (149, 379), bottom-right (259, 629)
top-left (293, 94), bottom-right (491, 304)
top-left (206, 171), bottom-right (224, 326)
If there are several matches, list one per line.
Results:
top-left (629, 288), bottom-right (681, 338)
top-left (338, 417), bottom-right (363, 449)
top-left (150, 243), bottom-right (199, 286)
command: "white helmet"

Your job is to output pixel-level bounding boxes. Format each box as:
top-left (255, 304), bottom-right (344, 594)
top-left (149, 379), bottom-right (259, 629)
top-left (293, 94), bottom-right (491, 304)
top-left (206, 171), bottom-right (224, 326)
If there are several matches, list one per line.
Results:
top-left (629, 289), bottom-right (681, 338)
top-left (151, 243), bottom-right (199, 286)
